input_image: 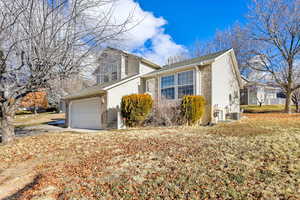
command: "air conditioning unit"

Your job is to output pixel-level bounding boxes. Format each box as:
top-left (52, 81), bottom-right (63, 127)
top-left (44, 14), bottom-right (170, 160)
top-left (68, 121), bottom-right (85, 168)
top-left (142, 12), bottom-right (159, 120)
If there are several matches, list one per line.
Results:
top-left (230, 112), bottom-right (241, 120)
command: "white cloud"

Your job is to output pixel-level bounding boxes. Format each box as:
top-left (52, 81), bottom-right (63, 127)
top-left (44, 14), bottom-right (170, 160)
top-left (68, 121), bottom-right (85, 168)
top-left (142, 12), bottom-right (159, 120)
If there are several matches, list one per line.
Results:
top-left (138, 29), bottom-right (188, 65)
top-left (115, 0), bottom-right (187, 65)
top-left (80, 0), bottom-right (187, 65)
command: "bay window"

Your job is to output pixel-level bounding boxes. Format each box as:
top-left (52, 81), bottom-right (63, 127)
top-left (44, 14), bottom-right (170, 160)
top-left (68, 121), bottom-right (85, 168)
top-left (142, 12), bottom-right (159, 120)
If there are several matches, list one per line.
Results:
top-left (160, 70), bottom-right (195, 100)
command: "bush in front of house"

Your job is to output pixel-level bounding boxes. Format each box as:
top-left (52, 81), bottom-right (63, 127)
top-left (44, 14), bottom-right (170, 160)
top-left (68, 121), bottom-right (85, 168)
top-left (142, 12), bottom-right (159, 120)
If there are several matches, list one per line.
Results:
top-left (144, 99), bottom-right (182, 127)
top-left (181, 95), bottom-right (206, 125)
top-left (121, 94), bottom-right (153, 127)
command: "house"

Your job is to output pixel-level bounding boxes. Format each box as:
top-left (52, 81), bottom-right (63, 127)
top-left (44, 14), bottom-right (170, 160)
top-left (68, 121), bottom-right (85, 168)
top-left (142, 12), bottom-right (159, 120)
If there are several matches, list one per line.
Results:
top-left (240, 82), bottom-right (285, 105)
top-left (63, 48), bottom-right (243, 129)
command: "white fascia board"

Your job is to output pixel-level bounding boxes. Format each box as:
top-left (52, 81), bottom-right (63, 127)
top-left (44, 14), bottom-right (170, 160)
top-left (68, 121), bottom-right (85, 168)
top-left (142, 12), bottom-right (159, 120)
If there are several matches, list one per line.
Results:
top-left (103, 74), bottom-right (142, 91)
top-left (142, 59), bottom-right (215, 78)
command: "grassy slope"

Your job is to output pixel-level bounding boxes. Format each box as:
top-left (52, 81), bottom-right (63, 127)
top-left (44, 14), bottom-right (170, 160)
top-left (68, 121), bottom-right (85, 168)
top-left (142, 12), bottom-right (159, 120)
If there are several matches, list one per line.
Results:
top-left (0, 114), bottom-right (299, 199)
top-left (13, 113), bottom-right (65, 128)
top-left (241, 104), bottom-right (296, 113)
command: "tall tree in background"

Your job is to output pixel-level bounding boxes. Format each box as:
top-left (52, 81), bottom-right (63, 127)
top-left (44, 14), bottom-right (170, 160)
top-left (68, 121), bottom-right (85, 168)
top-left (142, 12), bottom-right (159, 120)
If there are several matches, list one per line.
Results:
top-left (0, 0), bottom-right (135, 143)
top-left (191, 23), bottom-right (253, 75)
top-left (247, 0), bottom-right (300, 113)
top-left (292, 89), bottom-right (300, 112)
top-left (20, 91), bottom-right (48, 114)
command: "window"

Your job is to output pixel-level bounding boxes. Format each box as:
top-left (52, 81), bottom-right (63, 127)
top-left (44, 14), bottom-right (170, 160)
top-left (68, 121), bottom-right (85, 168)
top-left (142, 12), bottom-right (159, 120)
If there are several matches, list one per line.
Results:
top-left (161, 75), bottom-right (175, 99)
top-left (161, 88), bottom-right (175, 99)
top-left (160, 70), bottom-right (194, 100)
top-left (103, 75), bottom-right (109, 83)
top-left (99, 62), bottom-right (119, 83)
top-left (178, 71), bottom-right (194, 98)
top-left (178, 70), bottom-right (193, 85)
top-left (112, 72), bottom-right (118, 81)
top-left (110, 63), bottom-right (118, 80)
top-left (161, 75), bottom-right (174, 88)
top-left (178, 85), bottom-right (194, 98)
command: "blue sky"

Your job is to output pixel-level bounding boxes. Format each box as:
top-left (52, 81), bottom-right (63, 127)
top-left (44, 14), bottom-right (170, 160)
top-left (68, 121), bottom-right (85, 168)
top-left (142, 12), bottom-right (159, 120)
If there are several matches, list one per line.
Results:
top-left (74, 0), bottom-right (250, 64)
top-left (135, 0), bottom-right (248, 47)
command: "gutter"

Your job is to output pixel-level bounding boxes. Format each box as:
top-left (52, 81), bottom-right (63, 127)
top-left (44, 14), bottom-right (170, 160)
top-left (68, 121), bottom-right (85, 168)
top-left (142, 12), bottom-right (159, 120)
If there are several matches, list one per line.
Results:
top-left (63, 90), bottom-right (106, 100)
top-left (103, 74), bottom-right (142, 90)
top-left (142, 59), bottom-right (215, 78)
top-left (140, 58), bottom-right (161, 69)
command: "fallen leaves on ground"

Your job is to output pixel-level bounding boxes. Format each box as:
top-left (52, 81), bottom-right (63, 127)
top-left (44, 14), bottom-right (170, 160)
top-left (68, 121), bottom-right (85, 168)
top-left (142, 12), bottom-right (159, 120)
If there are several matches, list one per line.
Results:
top-left (0, 113), bottom-right (300, 199)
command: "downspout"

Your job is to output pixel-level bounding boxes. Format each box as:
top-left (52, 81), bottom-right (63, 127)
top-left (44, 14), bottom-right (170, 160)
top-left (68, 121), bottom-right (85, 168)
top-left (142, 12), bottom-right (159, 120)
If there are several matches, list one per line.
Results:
top-left (156, 74), bottom-right (159, 105)
top-left (194, 65), bottom-right (200, 95)
top-left (68, 101), bottom-right (72, 128)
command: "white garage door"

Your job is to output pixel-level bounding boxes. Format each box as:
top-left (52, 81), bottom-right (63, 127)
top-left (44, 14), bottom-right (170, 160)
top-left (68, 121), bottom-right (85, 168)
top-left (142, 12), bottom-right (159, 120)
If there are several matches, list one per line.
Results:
top-left (69, 97), bottom-right (101, 129)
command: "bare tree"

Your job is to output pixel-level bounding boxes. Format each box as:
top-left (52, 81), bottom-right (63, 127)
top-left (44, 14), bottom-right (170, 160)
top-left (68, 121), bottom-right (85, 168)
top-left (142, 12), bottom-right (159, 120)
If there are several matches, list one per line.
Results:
top-left (191, 23), bottom-right (254, 74)
top-left (191, 39), bottom-right (206, 58)
top-left (257, 93), bottom-right (265, 107)
top-left (0, 0), bottom-right (135, 143)
top-left (246, 0), bottom-right (300, 113)
top-left (167, 53), bottom-right (189, 65)
top-left (47, 73), bottom-right (92, 111)
top-left (292, 89), bottom-right (300, 112)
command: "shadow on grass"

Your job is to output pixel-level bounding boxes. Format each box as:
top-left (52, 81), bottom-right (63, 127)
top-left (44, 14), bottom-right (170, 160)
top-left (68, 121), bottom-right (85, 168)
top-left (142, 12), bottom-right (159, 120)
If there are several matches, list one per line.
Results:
top-left (47, 118), bottom-right (65, 128)
top-left (3, 174), bottom-right (42, 200)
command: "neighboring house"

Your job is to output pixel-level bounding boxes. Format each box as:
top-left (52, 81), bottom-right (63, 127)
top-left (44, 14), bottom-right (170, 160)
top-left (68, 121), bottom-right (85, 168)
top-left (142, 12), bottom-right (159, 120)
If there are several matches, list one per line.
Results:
top-left (240, 82), bottom-right (285, 105)
top-left (63, 48), bottom-right (243, 130)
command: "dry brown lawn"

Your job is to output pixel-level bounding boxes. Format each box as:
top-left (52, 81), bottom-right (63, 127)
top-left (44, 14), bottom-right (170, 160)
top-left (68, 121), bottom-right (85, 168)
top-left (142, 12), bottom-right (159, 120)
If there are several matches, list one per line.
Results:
top-left (0, 113), bottom-right (300, 199)
top-left (14, 113), bottom-right (65, 127)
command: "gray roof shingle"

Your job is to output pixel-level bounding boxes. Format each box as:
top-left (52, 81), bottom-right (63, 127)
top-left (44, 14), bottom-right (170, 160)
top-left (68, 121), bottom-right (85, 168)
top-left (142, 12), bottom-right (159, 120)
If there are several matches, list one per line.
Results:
top-left (63, 74), bottom-right (139, 100)
top-left (145, 49), bottom-right (231, 76)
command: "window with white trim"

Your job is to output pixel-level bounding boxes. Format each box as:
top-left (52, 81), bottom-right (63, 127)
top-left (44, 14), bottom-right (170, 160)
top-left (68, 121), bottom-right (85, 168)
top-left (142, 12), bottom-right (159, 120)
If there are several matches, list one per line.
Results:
top-left (178, 70), bottom-right (194, 98)
top-left (160, 70), bottom-right (194, 100)
top-left (99, 62), bottom-right (119, 83)
top-left (161, 75), bottom-right (175, 99)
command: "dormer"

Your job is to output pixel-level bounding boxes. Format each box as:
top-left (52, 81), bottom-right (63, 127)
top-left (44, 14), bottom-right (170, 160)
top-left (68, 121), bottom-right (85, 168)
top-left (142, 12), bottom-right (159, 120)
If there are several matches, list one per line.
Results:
top-left (94, 48), bottom-right (160, 84)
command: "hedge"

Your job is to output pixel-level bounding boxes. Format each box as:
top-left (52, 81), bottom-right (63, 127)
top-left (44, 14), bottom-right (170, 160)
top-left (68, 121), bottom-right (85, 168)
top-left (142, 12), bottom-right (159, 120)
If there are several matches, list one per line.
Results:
top-left (181, 95), bottom-right (206, 125)
top-left (121, 94), bottom-right (153, 127)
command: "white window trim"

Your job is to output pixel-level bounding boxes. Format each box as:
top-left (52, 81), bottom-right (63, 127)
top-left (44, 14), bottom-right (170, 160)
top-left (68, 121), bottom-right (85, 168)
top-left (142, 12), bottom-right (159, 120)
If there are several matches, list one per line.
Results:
top-left (160, 74), bottom-right (176, 100)
top-left (160, 69), bottom-right (196, 100)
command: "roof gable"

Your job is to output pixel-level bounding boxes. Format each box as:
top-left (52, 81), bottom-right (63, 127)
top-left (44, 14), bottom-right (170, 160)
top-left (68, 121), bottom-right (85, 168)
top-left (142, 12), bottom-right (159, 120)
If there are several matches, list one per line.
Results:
top-left (106, 47), bottom-right (161, 69)
top-left (164, 49), bottom-right (231, 69)
top-left (143, 49), bottom-right (233, 77)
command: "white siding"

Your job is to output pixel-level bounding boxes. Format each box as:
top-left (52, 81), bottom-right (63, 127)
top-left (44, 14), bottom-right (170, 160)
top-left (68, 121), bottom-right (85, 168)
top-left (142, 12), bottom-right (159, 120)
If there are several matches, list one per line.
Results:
top-left (211, 53), bottom-right (240, 118)
top-left (140, 62), bottom-right (156, 74)
top-left (195, 68), bottom-right (201, 95)
top-left (127, 56), bottom-right (139, 76)
top-left (106, 77), bottom-right (142, 128)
